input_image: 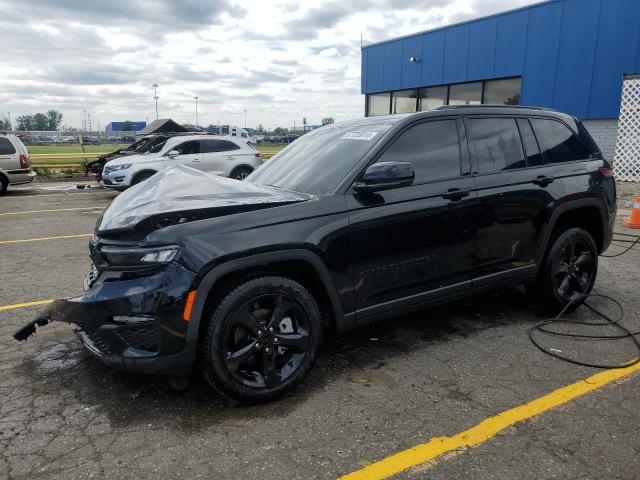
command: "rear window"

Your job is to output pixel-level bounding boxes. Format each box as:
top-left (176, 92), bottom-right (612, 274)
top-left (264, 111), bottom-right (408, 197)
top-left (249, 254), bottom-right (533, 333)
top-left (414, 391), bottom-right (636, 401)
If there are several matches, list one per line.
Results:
top-left (467, 118), bottom-right (525, 173)
top-left (0, 137), bottom-right (16, 155)
top-left (531, 118), bottom-right (591, 163)
top-left (201, 139), bottom-right (241, 153)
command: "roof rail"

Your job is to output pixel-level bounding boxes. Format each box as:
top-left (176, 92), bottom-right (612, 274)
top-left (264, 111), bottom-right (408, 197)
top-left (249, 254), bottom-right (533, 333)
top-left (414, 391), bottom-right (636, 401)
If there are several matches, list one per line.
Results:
top-left (435, 105), bottom-right (557, 112)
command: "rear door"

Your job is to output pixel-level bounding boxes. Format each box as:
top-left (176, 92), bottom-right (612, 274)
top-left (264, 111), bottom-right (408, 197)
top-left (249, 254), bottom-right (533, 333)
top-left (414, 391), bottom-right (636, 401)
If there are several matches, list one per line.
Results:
top-left (0, 136), bottom-right (18, 170)
top-left (465, 116), bottom-right (551, 285)
top-left (201, 139), bottom-right (242, 175)
top-left (347, 117), bottom-right (478, 320)
top-left (170, 140), bottom-right (204, 171)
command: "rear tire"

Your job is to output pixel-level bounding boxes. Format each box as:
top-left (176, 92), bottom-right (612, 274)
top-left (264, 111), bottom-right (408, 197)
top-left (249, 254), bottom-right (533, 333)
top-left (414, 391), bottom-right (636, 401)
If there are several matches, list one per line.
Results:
top-left (230, 166), bottom-right (253, 180)
top-left (0, 175), bottom-right (8, 195)
top-left (529, 227), bottom-right (598, 312)
top-left (200, 276), bottom-right (322, 403)
top-left (131, 171), bottom-right (156, 186)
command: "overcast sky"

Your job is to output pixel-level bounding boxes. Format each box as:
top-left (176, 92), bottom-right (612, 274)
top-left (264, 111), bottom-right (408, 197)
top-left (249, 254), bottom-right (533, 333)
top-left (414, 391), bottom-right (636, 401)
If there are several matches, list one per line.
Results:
top-left (0, 0), bottom-right (539, 130)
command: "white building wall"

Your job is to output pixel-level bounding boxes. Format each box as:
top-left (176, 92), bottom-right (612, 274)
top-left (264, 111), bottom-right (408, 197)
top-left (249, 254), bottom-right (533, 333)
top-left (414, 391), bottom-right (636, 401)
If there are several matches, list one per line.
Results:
top-left (582, 119), bottom-right (618, 162)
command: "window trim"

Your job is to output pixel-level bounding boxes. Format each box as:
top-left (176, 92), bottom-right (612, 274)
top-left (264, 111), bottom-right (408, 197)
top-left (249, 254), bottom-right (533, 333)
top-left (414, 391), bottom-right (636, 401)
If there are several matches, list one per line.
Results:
top-left (355, 116), bottom-right (467, 188)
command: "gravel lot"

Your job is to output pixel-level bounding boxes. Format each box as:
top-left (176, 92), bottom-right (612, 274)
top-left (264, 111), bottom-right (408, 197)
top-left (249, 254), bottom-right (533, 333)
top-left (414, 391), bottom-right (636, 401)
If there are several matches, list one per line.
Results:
top-left (1, 180), bottom-right (639, 480)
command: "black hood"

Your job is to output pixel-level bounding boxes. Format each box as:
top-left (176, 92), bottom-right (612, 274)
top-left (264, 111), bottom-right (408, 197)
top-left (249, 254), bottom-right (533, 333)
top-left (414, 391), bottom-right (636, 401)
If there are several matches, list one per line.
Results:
top-left (98, 165), bottom-right (308, 235)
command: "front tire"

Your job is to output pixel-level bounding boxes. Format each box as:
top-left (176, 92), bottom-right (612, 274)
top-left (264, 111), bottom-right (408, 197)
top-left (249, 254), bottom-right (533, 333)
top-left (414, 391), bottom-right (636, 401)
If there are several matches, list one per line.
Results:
top-left (131, 171), bottom-right (156, 186)
top-left (530, 227), bottom-right (598, 312)
top-left (200, 276), bottom-right (322, 403)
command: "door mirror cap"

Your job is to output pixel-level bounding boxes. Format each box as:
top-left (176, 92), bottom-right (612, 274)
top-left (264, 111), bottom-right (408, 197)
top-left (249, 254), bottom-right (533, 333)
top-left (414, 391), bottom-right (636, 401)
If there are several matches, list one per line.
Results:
top-left (353, 162), bottom-right (415, 193)
top-left (167, 150), bottom-right (180, 158)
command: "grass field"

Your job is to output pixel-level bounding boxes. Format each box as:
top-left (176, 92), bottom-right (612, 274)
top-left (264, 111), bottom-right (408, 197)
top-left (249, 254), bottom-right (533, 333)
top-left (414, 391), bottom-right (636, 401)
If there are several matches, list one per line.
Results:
top-left (29, 143), bottom-right (286, 169)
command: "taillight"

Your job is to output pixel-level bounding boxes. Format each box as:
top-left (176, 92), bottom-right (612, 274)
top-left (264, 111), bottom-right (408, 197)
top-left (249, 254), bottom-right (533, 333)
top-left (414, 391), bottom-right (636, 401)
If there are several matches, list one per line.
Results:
top-left (255, 152), bottom-right (262, 158)
top-left (599, 166), bottom-right (614, 178)
top-left (19, 154), bottom-right (29, 169)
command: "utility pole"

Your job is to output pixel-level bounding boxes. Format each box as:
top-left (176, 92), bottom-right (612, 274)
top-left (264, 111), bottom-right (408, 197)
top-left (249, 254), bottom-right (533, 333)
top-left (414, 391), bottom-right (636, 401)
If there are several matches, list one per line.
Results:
top-left (152, 84), bottom-right (159, 120)
top-left (7, 112), bottom-right (10, 131)
top-left (88, 112), bottom-right (92, 132)
top-left (194, 96), bottom-right (199, 127)
top-left (243, 109), bottom-right (247, 129)
top-left (82, 110), bottom-right (86, 131)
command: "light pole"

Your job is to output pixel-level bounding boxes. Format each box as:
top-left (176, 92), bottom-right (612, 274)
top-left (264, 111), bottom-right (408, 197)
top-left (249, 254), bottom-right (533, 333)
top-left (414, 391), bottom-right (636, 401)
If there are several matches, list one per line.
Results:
top-left (7, 112), bottom-right (10, 131)
top-left (194, 96), bottom-right (199, 127)
top-left (243, 109), bottom-right (247, 129)
top-left (152, 84), bottom-right (159, 120)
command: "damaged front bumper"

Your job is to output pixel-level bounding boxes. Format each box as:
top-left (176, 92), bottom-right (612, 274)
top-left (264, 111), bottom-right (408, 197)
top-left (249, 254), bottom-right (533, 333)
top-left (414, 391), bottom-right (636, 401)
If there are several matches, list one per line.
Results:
top-left (14, 263), bottom-right (198, 376)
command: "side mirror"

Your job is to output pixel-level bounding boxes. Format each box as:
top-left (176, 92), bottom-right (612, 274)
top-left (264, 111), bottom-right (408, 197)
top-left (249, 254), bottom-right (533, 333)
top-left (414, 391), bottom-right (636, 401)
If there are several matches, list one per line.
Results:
top-left (167, 150), bottom-right (180, 158)
top-left (353, 161), bottom-right (415, 193)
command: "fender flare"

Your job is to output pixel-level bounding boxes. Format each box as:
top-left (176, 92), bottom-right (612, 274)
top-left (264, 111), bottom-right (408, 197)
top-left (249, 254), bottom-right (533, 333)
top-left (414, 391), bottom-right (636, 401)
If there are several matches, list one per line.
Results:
top-left (184, 249), bottom-right (348, 346)
top-left (535, 197), bottom-right (609, 267)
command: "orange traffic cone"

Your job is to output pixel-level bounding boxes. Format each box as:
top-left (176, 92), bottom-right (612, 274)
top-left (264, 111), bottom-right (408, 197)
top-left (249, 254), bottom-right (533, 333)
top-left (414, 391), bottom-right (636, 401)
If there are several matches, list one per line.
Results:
top-left (624, 196), bottom-right (640, 229)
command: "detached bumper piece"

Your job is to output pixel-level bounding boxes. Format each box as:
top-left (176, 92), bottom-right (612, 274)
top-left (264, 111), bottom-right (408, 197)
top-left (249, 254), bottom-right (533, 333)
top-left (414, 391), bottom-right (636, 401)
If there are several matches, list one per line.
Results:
top-left (13, 263), bottom-right (198, 376)
top-left (13, 317), bottom-right (50, 341)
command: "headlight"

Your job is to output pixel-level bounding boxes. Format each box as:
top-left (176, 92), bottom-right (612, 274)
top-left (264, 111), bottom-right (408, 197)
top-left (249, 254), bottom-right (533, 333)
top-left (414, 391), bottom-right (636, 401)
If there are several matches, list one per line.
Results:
top-left (100, 245), bottom-right (180, 266)
top-left (104, 164), bottom-right (132, 174)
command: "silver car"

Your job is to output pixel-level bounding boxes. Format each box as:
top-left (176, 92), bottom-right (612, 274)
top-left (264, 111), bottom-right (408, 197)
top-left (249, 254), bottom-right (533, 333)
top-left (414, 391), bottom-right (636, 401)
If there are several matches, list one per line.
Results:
top-left (102, 134), bottom-right (264, 190)
top-left (0, 134), bottom-right (36, 194)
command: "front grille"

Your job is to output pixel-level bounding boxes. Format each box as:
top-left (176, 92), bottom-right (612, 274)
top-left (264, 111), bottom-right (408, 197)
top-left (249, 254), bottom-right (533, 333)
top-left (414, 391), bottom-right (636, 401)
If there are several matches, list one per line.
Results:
top-left (117, 324), bottom-right (160, 352)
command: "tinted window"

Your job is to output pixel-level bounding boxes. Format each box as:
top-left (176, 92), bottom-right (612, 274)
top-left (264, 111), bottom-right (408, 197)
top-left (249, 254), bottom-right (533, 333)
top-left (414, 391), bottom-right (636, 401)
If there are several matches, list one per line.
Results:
top-left (419, 86), bottom-right (447, 111)
top-left (468, 118), bottom-right (525, 172)
top-left (483, 78), bottom-right (521, 105)
top-left (148, 140), bottom-right (167, 154)
top-left (248, 123), bottom-right (392, 195)
top-left (175, 140), bottom-right (200, 155)
top-left (531, 119), bottom-right (590, 163)
top-left (517, 118), bottom-right (543, 167)
top-left (449, 82), bottom-right (482, 105)
top-left (201, 139), bottom-right (240, 153)
top-left (376, 120), bottom-right (461, 183)
top-left (367, 93), bottom-right (391, 116)
top-left (0, 138), bottom-right (16, 155)
top-left (393, 90), bottom-right (418, 114)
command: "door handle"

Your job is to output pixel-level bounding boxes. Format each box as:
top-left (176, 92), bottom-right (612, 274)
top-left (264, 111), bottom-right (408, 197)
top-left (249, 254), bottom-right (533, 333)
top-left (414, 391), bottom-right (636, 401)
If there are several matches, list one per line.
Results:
top-left (441, 188), bottom-right (470, 201)
top-left (532, 175), bottom-right (554, 187)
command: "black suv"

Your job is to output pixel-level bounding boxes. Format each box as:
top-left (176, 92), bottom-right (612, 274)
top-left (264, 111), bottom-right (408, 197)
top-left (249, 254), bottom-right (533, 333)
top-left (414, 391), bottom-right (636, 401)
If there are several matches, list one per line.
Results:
top-left (18, 106), bottom-right (616, 402)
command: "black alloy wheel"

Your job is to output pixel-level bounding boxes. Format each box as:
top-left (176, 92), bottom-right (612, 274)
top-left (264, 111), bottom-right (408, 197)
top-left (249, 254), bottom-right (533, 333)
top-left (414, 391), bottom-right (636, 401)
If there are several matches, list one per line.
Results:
top-left (201, 276), bottom-right (321, 403)
top-left (0, 175), bottom-right (8, 194)
top-left (532, 227), bottom-right (598, 311)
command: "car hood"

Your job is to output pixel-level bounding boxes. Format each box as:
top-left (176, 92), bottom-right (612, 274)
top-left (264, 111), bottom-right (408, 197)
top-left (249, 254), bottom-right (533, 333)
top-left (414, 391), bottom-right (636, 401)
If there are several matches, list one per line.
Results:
top-left (98, 164), bottom-right (308, 234)
top-left (104, 153), bottom-right (150, 167)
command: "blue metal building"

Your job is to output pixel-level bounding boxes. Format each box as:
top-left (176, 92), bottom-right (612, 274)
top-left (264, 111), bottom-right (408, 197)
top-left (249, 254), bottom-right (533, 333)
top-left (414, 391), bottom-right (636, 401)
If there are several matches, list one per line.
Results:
top-left (105, 121), bottom-right (147, 133)
top-left (360, 0), bottom-right (640, 159)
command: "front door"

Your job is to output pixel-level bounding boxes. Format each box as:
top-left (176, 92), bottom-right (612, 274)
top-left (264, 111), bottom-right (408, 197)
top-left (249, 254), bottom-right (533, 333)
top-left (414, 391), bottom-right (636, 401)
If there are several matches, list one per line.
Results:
top-left (169, 139), bottom-right (204, 171)
top-left (201, 139), bottom-right (241, 175)
top-left (347, 117), bottom-right (478, 321)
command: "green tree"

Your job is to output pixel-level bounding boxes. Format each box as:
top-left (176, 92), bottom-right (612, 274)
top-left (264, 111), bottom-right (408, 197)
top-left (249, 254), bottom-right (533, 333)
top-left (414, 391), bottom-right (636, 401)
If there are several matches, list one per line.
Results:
top-left (32, 113), bottom-right (49, 130)
top-left (273, 127), bottom-right (288, 135)
top-left (321, 117), bottom-right (334, 126)
top-left (122, 120), bottom-right (133, 131)
top-left (0, 117), bottom-right (10, 131)
top-left (46, 110), bottom-right (63, 130)
top-left (17, 115), bottom-right (33, 130)
top-left (257, 124), bottom-right (264, 133)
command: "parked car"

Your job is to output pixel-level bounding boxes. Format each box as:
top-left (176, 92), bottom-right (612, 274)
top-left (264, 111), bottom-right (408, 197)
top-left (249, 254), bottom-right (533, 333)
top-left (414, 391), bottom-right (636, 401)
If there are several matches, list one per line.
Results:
top-left (0, 133), bottom-right (35, 194)
top-left (101, 134), bottom-right (263, 190)
top-left (17, 106), bottom-right (615, 403)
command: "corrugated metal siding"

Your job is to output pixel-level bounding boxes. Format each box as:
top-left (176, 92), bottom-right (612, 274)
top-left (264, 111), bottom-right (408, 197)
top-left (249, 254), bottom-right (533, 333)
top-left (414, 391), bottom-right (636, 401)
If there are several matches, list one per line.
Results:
top-left (361, 0), bottom-right (640, 119)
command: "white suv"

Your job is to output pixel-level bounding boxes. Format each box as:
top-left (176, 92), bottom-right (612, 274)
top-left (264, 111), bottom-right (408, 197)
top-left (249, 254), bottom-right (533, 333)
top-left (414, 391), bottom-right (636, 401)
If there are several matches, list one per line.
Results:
top-left (102, 135), bottom-right (263, 190)
top-left (0, 134), bottom-right (35, 194)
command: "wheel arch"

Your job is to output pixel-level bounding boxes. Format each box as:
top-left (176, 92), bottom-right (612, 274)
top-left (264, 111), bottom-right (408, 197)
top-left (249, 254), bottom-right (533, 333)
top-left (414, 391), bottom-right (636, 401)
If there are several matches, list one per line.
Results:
top-left (537, 199), bottom-right (608, 267)
top-left (132, 169), bottom-right (158, 183)
top-left (229, 164), bottom-right (254, 177)
top-left (185, 249), bottom-right (348, 353)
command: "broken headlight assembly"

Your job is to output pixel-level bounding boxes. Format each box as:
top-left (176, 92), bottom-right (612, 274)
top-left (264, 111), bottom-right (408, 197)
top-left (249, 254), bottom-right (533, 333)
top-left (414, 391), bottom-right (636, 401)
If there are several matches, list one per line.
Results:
top-left (100, 245), bottom-right (180, 267)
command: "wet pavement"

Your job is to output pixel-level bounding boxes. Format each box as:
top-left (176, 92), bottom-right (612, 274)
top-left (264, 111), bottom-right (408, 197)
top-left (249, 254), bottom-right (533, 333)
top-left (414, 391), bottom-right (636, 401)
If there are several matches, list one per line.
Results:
top-left (1, 181), bottom-right (639, 479)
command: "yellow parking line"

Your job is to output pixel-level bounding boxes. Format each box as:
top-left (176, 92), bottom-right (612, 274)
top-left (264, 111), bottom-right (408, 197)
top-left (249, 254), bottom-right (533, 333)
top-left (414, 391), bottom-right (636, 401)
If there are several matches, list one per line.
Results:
top-left (339, 361), bottom-right (640, 480)
top-left (0, 299), bottom-right (54, 311)
top-left (0, 233), bottom-right (93, 245)
top-left (0, 207), bottom-right (102, 216)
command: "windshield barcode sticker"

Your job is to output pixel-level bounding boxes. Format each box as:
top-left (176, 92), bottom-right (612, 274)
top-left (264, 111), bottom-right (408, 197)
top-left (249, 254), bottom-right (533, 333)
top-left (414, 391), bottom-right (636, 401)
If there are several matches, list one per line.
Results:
top-left (341, 131), bottom-right (379, 140)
